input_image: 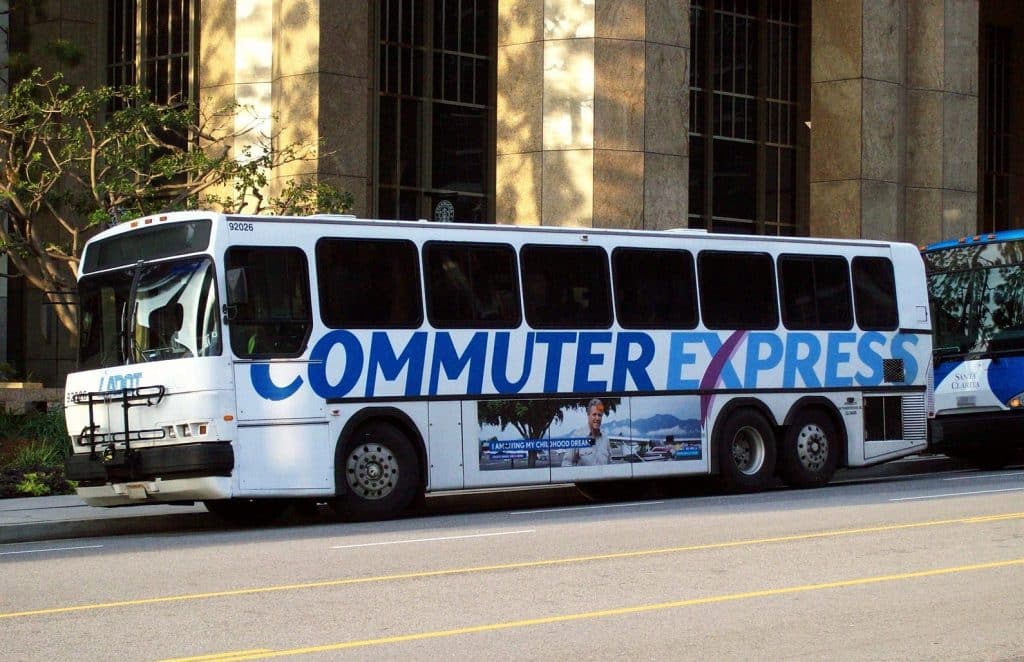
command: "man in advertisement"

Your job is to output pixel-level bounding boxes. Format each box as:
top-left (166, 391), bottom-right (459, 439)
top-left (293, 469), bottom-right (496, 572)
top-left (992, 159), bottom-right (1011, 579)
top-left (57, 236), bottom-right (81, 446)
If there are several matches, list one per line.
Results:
top-left (562, 398), bottom-right (611, 466)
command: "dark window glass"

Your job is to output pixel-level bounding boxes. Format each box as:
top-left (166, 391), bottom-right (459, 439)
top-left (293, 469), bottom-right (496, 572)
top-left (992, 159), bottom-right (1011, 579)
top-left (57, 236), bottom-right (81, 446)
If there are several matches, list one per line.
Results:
top-left (698, 251), bottom-right (778, 329)
top-left (521, 245), bottom-right (612, 329)
top-left (377, 0), bottom-right (492, 222)
top-left (83, 219), bottom-right (211, 273)
top-left (225, 247), bottom-right (311, 358)
top-left (612, 248), bottom-right (698, 329)
top-left (852, 256), bottom-right (899, 330)
top-left (424, 242), bottom-right (520, 328)
top-left (316, 238), bottom-right (422, 329)
top-left (778, 254), bottom-right (853, 330)
top-left (688, 0), bottom-right (804, 235)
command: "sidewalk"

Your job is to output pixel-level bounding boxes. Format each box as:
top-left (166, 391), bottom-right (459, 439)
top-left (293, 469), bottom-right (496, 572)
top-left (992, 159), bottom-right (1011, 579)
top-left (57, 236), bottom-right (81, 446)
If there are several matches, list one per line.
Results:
top-left (0, 495), bottom-right (216, 545)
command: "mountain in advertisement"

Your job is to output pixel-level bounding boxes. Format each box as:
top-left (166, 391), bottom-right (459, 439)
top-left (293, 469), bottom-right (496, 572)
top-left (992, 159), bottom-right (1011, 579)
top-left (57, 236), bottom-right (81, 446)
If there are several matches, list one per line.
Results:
top-left (583, 413), bottom-right (702, 439)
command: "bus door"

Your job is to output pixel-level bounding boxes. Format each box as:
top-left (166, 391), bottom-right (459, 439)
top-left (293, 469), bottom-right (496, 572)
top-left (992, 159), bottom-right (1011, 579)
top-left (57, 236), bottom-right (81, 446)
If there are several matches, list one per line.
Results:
top-left (231, 360), bottom-right (334, 494)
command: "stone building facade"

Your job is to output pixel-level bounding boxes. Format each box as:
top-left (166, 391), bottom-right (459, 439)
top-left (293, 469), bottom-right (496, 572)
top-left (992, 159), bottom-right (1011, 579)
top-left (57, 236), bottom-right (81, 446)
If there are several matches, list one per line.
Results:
top-left (5, 0), bottom-right (1023, 384)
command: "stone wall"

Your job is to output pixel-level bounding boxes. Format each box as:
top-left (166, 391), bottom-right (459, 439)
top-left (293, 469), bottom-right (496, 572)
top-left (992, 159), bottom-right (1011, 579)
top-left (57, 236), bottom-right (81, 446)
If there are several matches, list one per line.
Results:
top-left (0, 384), bottom-right (64, 414)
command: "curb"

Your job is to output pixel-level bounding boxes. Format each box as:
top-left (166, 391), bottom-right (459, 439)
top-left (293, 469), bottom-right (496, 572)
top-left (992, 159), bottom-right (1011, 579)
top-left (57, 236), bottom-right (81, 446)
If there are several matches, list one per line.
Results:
top-left (0, 511), bottom-right (220, 545)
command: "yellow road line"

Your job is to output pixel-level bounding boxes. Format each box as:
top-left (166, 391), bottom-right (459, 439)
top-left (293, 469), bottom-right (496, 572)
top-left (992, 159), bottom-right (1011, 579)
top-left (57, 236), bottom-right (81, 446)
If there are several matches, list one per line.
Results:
top-left (161, 557), bottom-right (1024, 661)
top-left (3, 511), bottom-right (1022, 620)
top-left (160, 650), bottom-right (273, 662)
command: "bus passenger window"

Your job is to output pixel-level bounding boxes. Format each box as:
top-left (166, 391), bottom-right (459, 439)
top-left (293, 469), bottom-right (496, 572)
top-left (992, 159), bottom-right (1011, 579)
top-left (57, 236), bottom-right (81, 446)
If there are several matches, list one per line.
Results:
top-left (424, 242), bottom-right (520, 328)
top-left (225, 246), bottom-right (312, 358)
top-left (698, 251), bottom-right (778, 330)
top-left (612, 248), bottom-right (698, 329)
top-left (316, 238), bottom-right (422, 328)
top-left (852, 256), bottom-right (898, 330)
top-left (778, 254), bottom-right (853, 330)
top-left (520, 245), bottom-right (612, 329)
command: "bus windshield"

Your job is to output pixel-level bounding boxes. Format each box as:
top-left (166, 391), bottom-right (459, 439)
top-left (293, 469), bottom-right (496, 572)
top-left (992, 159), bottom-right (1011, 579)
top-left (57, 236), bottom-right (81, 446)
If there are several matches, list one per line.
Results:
top-left (78, 257), bottom-right (222, 370)
top-left (925, 244), bottom-right (1024, 357)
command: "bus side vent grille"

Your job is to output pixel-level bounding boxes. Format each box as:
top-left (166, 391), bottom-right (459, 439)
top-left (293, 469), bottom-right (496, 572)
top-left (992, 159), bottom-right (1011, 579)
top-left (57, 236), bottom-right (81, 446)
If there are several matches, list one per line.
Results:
top-left (883, 359), bottom-right (905, 383)
top-left (902, 394), bottom-right (927, 442)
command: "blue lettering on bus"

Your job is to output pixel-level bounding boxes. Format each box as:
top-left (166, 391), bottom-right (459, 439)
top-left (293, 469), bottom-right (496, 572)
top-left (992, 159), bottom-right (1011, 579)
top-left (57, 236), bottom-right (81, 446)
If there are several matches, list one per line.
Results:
top-left (666, 333), bottom-right (702, 390)
top-left (612, 332), bottom-right (655, 392)
top-left (891, 333), bottom-right (919, 384)
top-left (574, 332), bottom-right (612, 393)
top-left (782, 332), bottom-right (820, 387)
top-left (536, 332), bottom-right (574, 393)
top-left (367, 331), bottom-right (427, 397)
top-left (854, 332), bottom-right (886, 384)
top-left (248, 329), bottom-right (922, 401)
top-left (824, 332), bottom-right (856, 387)
top-left (744, 333), bottom-right (784, 388)
top-left (100, 371), bottom-right (143, 391)
top-left (492, 332), bottom-right (533, 394)
top-left (429, 332), bottom-right (487, 395)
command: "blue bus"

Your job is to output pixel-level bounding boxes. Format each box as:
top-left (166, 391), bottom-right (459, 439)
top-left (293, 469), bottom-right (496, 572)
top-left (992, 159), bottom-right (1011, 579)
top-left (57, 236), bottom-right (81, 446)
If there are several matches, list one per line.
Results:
top-left (923, 230), bottom-right (1024, 468)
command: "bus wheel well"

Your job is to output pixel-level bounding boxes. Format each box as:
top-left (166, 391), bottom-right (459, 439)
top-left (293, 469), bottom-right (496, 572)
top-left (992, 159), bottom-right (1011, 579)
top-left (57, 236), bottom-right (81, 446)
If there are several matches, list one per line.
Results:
top-left (335, 407), bottom-right (428, 495)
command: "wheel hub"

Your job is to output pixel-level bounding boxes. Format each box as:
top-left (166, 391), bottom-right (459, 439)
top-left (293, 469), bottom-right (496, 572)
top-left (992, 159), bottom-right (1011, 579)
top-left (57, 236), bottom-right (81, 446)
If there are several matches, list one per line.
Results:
top-left (346, 443), bottom-right (398, 500)
top-left (731, 425), bottom-right (765, 475)
top-left (796, 424), bottom-right (827, 471)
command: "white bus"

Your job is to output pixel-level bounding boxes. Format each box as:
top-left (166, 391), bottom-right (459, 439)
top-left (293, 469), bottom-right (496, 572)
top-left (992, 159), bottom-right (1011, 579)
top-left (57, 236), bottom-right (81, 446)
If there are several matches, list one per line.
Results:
top-left (64, 211), bottom-right (933, 521)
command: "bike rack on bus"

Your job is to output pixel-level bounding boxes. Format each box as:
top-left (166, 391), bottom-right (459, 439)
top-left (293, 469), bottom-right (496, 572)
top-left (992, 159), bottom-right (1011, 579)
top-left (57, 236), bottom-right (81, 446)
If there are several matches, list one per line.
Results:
top-left (72, 385), bottom-right (166, 464)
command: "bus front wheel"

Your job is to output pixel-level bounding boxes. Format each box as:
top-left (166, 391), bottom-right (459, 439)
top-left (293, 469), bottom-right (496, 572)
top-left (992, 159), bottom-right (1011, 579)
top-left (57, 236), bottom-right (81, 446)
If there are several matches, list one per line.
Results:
top-left (715, 409), bottom-right (777, 492)
top-left (777, 409), bottom-right (840, 489)
top-left (334, 421), bottom-right (420, 522)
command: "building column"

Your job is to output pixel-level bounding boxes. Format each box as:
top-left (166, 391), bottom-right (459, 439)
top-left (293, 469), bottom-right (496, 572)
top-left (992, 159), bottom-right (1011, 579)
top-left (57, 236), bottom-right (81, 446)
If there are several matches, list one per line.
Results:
top-left (905, 0), bottom-right (978, 244)
top-left (200, 1), bottom-right (373, 214)
top-left (810, 0), bottom-right (906, 240)
top-left (496, 0), bottom-right (689, 229)
top-left (810, 0), bottom-right (978, 243)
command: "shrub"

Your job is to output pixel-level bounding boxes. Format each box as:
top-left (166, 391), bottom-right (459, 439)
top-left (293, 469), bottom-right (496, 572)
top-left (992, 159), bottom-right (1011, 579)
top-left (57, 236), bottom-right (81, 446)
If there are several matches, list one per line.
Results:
top-left (0, 410), bottom-right (75, 498)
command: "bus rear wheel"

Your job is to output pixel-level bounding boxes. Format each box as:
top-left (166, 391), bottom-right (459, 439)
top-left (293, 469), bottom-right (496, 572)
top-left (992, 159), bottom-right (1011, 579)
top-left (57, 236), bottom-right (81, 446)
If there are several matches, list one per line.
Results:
top-left (333, 421), bottom-right (420, 522)
top-left (716, 409), bottom-right (777, 492)
top-left (778, 410), bottom-right (840, 489)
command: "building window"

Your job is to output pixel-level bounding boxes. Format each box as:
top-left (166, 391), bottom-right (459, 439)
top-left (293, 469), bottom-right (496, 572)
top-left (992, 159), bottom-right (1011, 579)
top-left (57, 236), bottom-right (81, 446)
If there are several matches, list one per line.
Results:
top-left (376, 0), bottom-right (495, 223)
top-left (981, 24), bottom-right (1011, 233)
top-left (106, 0), bottom-right (196, 106)
top-left (689, 0), bottom-right (807, 235)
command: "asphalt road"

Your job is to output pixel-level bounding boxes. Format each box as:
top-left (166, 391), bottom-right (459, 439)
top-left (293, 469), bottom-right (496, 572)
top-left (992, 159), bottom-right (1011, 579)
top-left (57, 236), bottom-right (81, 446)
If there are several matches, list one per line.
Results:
top-left (2, 456), bottom-right (1023, 661)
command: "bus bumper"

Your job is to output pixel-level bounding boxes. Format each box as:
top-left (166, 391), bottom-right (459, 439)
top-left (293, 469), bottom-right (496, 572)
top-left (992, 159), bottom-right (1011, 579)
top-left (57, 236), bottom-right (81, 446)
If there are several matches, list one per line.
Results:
top-left (66, 442), bottom-right (234, 492)
top-left (929, 411), bottom-right (1024, 455)
top-left (75, 476), bottom-right (233, 506)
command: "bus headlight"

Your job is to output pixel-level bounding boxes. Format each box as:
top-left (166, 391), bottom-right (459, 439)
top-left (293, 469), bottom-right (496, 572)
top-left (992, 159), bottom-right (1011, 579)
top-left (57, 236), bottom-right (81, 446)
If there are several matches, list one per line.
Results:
top-left (1007, 394), bottom-right (1024, 409)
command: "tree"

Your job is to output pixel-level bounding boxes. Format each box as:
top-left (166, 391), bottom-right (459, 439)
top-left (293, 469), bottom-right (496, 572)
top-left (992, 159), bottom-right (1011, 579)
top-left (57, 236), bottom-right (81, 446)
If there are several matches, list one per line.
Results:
top-left (478, 397), bottom-right (621, 467)
top-left (0, 69), bottom-right (352, 336)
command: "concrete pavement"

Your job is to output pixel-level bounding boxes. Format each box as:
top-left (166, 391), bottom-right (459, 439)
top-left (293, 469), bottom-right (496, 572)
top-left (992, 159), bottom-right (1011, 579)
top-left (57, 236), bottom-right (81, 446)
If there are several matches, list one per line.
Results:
top-left (0, 494), bottom-right (217, 545)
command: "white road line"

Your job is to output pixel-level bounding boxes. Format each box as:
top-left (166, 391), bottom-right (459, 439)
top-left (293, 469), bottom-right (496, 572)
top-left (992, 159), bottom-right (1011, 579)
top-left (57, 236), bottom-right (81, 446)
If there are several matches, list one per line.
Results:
top-left (890, 487), bottom-right (1024, 502)
top-left (331, 529), bottom-right (534, 549)
top-left (0, 544), bottom-right (103, 556)
top-left (944, 471), bottom-right (1024, 481)
top-left (510, 501), bottom-right (665, 515)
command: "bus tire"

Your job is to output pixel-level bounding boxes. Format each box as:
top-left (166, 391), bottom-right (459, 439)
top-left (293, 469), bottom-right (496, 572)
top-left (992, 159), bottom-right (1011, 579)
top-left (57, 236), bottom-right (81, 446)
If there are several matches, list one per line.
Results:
top-left (334, 421), bottom-right (419, 522)
top-left (778, 409), bottom-right (840, 489)
top-left (203, 498), bottom-right (288, 526)
top-left (715, 409), bottom-right (777, 492)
